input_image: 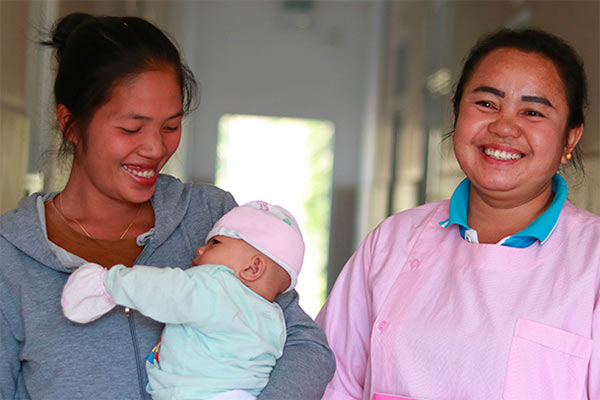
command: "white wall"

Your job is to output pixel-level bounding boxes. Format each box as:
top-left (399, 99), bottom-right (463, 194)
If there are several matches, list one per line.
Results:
top-left (164, 1), bottom-right (372, 184)
top-left (163, 1), bottom-right (376, 280)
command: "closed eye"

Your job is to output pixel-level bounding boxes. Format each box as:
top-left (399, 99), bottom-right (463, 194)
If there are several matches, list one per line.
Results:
top-left (163, 125), bottom-right (180, 132)
top-left (209, 238), bottom-right (221, 245)
top-left (120, 127), bottom-right (141, 134)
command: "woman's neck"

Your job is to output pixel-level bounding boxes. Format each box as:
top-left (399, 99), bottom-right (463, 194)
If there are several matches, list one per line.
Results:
top-left (57, 177), bottom-right (155, 241)
top-left (466, 182), bottom-right (554, 244)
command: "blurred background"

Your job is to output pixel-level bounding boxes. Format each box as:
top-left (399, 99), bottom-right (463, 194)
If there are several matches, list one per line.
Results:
top-left (1, 0), bottom-right (598, 317)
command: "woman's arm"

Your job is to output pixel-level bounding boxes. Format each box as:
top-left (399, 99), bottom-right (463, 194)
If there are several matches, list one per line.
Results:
top-left (258, 289), bottom-right (336, 400)
top-left (0, 309), bottom-right (21, 399)
top-left (315, 231), bottom-right (376, 400)
top-left (590, 293), bottom-right (600, 398)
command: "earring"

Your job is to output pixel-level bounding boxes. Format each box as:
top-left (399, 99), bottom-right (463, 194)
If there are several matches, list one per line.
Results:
top-left (565, 153), bottom-right (573, 161)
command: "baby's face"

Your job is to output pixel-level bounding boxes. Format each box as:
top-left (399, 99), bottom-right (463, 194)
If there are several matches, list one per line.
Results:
top-left (193, 235), bottom-right (255, 275)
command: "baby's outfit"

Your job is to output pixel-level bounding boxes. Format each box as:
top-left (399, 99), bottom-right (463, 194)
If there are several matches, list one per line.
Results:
top-left (62, 201), bottom-right (305, 400)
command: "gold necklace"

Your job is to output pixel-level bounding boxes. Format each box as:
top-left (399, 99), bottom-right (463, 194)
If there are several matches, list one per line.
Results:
top-left (56, 194), bottom-right (142, 240)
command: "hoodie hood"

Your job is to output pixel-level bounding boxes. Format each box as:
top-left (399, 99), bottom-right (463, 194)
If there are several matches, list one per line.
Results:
top-left (149, 174), bottom-right (192, 248)
top-left (0, 175), bottom-right (205, 274)
top-left (0, 192), bottom-right (66, 272)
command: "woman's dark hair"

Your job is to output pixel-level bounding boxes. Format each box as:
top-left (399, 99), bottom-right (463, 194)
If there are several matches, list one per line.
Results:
top-left (452, 28), bottom-right (588, 171)
top-left (42, 13), bottom-right (198, 156)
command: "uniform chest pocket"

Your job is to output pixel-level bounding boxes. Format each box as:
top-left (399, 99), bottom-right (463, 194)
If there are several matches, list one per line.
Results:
top-left (503, 318), bottom-right (592, 400)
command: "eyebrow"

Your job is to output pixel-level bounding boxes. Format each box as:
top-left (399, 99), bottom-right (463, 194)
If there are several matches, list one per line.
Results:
top-left (521, 96), bottom-right (554, 108)
top-left (473, 86), bottom-right (504, 97)
top-left (473, 86), bottom-right (554, 108)
top-left (122, 111), bottom-right (184, 121)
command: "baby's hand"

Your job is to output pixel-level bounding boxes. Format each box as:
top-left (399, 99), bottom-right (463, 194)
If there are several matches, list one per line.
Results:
top-left (62, 262), bottom-right (116, 323)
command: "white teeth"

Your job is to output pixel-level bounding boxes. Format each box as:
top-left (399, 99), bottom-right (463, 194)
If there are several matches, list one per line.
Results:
top-left (123, 165), bottom-right (156, 178)
top-left (484, 148), bottom-right (522, 161)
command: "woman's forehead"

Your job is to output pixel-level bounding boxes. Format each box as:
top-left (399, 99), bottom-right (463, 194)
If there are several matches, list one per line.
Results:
top-left (466, 48), bottom-right (566, 100)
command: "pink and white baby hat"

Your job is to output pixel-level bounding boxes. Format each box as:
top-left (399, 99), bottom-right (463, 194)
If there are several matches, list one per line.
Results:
top-left (206, 200), bottom-right (305, 292)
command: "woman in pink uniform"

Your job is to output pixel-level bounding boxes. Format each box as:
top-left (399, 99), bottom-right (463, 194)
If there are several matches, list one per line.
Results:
top-left (317, 28), bottom-right (599, 400)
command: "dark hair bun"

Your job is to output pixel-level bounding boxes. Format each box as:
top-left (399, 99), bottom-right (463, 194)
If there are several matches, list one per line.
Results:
top-left (44, 13), bottom-right (94, 59)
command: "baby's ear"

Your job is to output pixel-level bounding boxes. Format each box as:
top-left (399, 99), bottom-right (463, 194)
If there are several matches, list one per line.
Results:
top-left (240, 255), bottom-right (267, 282)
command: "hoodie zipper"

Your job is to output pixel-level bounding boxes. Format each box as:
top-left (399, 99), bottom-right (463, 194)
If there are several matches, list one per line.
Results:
top-left (125, 307), bottom-right (147, 399)
top-left (128, 230), bottom-right (154, 399)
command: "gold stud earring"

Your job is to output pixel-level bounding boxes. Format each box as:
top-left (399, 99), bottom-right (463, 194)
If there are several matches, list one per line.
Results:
top-left (565, 153), bottom-right (573, 161)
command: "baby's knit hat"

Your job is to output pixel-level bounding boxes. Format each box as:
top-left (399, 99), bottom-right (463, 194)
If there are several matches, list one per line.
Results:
top-left (206, 201), bottom-right (305, 292)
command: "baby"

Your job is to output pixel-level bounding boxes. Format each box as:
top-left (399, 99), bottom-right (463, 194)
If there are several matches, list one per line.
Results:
top-left (61, 201), bottom-right (304, 400)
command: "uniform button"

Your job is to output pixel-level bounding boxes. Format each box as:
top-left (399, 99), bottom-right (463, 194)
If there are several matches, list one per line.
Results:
top-left (409, 259), bottom-right (420, 270)
top-left (377, 320), bottom-right (388, 333)
top-left (465, 229), bottom-right (478, 243)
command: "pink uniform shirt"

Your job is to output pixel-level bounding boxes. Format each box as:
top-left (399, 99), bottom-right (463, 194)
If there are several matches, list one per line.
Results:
top-left (317, 200), bottom-right (600, 400)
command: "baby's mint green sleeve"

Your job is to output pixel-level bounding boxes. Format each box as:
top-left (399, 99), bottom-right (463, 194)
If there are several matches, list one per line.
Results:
top-left (103, 264), bottom-right (226, 324)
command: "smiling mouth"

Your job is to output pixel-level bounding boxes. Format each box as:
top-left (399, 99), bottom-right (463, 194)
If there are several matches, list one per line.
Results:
top-left (483, 147), bottom-right (523, 161)
top-left (122, 165), bottom-right (156, 179)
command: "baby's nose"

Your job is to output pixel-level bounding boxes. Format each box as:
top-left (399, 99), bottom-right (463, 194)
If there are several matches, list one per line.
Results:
top-left (196, 245), bottom-right (207, 256)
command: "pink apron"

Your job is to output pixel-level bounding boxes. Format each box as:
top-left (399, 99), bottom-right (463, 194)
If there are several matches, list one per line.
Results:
top-left (367, 205), bottom-right (593, 400)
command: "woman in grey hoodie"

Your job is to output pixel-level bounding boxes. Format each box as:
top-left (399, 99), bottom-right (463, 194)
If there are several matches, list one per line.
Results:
top-left (0, 13), bottom-right (335, 400)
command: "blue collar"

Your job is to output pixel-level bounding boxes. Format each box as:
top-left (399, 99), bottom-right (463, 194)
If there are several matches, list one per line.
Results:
top-left (438, 174), bottom-right (567, 248)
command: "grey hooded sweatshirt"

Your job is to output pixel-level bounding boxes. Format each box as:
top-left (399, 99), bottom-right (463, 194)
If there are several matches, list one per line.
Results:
top-left (0, 174), bottom-right (335, 400)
